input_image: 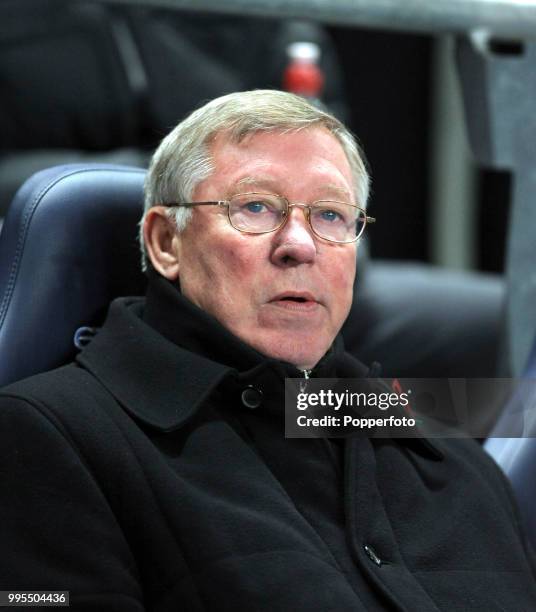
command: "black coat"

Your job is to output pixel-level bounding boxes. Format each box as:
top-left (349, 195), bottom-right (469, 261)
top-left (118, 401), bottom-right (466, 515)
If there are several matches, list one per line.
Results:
top-left (1, 275), bottom-right (535, 611)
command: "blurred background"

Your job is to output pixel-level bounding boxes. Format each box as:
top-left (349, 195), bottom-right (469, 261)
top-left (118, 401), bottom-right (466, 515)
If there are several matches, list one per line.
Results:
top-left (0, 0), bottom-right (520, 274)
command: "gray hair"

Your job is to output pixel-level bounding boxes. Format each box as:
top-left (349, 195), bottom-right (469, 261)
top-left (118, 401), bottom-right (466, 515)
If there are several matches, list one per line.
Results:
top-left (139, 89), bottom-right (370, 271)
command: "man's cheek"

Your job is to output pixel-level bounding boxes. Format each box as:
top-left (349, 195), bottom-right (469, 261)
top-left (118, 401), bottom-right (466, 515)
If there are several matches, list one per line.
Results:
top-left (218, 241), bottom-right (255, 273)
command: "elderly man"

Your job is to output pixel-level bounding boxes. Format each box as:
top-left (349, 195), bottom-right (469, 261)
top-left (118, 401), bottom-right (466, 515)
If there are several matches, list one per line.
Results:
top-left (1, 90), bottom-right (535, 611)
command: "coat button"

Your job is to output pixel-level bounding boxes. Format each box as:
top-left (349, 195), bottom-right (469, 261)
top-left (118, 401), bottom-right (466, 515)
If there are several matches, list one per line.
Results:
top-left (363, 544), bottom-right (382, 567)
top-left (241, 386), bottom-right (263, 409)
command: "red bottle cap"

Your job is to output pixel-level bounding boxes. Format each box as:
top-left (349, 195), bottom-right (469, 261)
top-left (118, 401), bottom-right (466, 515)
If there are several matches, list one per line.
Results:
top-left (283, 41), bottom-right (324, 98)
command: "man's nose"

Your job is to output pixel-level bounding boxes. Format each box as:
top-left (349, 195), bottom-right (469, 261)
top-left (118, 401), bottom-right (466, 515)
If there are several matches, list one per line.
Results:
top-left (270, 205), bottom-right (317, 266)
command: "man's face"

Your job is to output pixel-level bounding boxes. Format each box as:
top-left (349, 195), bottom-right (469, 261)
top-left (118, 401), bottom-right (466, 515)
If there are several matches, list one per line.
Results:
top-left (174, 127), bottom-right (358, 370)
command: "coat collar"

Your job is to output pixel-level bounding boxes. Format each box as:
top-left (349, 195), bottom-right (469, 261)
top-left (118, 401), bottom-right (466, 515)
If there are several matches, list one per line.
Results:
top-left (76, 295), bottom-right (233, 431)
top-left (76, 271), bottom-right (336, 431)
top-left (76, 272), bottom-right (443, 460)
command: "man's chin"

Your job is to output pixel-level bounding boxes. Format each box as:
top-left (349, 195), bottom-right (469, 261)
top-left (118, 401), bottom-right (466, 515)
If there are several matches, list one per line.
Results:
top-left (258, 302), bottom-right (326, 330)
top-left (249, 333), bottom-right (331, 371)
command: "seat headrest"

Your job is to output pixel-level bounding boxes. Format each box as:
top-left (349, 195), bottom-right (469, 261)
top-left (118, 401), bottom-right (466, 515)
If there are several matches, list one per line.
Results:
top-left (0, 164), bottom-right (147, 386)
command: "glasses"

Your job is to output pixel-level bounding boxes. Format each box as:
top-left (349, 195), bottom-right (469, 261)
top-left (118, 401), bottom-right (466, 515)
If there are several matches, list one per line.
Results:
top-left (162, 192), bottom-right (375, 244)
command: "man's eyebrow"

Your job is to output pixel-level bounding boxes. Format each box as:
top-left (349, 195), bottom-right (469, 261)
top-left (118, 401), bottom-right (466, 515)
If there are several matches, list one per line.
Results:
top-left (233, 176), bottom-right (279, 191)
top-left (319, 184), bottom-right (353, 200)
top-left (232, 177), bottom-right (353, 200)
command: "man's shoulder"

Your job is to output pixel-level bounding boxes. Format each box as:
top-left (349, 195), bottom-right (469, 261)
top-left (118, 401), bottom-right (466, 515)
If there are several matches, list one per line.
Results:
top-left (433, 436), bottom-right (506, 481)
top-left (435, 436), bottom-right (503, 472)
top-left (0, 363), bottom-right (118, 428)
top-left (2, 362), bottom-right (95, 397)
top-left (433, 437), bottom-right (524, 520)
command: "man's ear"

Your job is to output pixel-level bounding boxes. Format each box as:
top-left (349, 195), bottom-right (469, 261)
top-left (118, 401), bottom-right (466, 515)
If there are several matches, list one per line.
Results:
top-left (143, 207), bottom-right (181, 280)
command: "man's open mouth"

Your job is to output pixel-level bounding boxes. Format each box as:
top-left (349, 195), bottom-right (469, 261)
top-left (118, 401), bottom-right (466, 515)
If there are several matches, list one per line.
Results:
top-left (271, 291), bottom-right (317, 304)
top-left (268, 293), bottom-right (320, 313)
top-left (280, 296), bottom-right (308, 303)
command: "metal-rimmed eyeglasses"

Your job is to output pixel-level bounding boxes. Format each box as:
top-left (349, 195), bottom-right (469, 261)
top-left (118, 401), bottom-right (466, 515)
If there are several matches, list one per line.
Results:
top-left (162, 192), bottom-right (376, 244)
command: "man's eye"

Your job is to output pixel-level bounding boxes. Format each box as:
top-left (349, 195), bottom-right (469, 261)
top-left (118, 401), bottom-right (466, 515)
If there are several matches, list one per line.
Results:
top-left (319, 209), bottom-right (343, 223)
top-left (244, 201), bottom-right (268, 213)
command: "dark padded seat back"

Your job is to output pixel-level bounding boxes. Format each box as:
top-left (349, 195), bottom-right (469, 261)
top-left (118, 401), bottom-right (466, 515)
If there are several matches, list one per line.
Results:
top-left (0, 164), bottom-right (146, 387)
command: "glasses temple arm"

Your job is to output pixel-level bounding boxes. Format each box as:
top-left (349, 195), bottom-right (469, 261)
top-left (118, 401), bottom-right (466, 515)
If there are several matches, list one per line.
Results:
top-left (159, 201), bottom-right (225, 208)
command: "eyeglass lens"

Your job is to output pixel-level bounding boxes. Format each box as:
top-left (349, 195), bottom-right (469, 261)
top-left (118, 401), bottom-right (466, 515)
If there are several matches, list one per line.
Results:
top-left (228, 193), bottom-right (365, 242)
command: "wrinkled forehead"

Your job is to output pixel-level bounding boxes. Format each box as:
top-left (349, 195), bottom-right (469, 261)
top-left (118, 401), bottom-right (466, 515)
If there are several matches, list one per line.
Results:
top-left (205, 127), bottom-right (356, 199)
top-left (209, 125), bottom-right (342, 154)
